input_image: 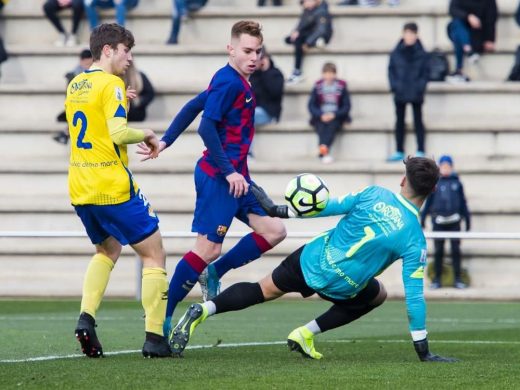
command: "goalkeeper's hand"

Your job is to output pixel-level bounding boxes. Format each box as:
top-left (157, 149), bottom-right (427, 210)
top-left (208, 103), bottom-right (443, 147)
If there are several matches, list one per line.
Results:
top-left (250, 183), bottom-right (295, 219)
top-left (413, 338), bottom-right (458, 362)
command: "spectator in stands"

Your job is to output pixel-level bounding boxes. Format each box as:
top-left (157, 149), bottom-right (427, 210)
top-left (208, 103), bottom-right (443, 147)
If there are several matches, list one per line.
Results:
top-left (0, 0), bottom-right (8, 79)
top-left (338, 0), bottom-right (399, 5)
top-left (122, 61), bottom-right (155, 122)
top-left (54, 49), bottom-right (93, 144)
top-left (285, 0), bottom-right (332, 84)
top-left (43, 0), bottom-right (84, 47)
top-left (84, 0), bottom-right (139, 30)
top-left (446, 0), bottom-right (497, 83)
top-left (250, 49), bottom-right (284, 127)
top-left (308, 62), bottom-right (351, 164)
top-left (258, 0), bottom-right (282, 5)
top-left (167, 0), bottom-right (186, 44)
top-left (421, 155), bottom-right (471, 290)
top-left (387, 22), bottom-right (429, 162)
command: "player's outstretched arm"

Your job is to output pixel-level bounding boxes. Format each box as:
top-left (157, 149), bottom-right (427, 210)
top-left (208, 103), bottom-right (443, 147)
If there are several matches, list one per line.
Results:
top-left (137, 140), bottom-right (167, 161)
top-left (250, 183), bottom-right (295, 219)
top-left (413, 338), bottom-right (458, 363)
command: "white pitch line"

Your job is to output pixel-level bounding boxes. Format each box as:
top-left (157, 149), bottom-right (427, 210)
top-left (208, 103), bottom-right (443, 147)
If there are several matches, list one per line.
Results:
top-left (2, 339), bottom-right (520, 364)
top-left (2, 316), bottom-right (520, 325)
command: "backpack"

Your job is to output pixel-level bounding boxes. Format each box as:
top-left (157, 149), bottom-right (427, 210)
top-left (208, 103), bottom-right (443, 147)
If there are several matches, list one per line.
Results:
top-left (507, 46), bottom-right (520, 81)
top-left (185, 0), bottom-right (207, 12)
top-left (428, 49), bottom-right (449, 82)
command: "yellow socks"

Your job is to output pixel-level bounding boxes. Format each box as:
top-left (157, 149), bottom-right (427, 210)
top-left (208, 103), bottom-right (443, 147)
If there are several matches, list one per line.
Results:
top-left (142, 267), bottom-right (168, 336)
top-left (80, 253), bottom-right (115, 318)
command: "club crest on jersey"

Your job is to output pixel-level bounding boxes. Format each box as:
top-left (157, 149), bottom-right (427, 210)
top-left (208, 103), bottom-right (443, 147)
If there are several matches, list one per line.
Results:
top-left (115, 86), bottom-right (123, 101)
top-left (420, 249), bottom-right (427, 264)
top-left (216, 225), bottom-right (228, 237)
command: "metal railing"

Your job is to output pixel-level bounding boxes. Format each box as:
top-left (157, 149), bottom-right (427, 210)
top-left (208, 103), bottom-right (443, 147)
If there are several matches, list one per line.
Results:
top-left (2, 230), bottom-right (520, 299)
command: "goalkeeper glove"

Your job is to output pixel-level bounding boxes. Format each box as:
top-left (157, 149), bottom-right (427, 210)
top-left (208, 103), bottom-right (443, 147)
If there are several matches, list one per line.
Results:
top-left (413, 338), bottom-right (458, 362)
top-left (250, 183), bottom-right (294, 219)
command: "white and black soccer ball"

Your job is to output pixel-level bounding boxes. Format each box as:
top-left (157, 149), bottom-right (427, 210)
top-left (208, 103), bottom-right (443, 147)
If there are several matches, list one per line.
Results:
top-left (284, 173), bottom-right (329, 217)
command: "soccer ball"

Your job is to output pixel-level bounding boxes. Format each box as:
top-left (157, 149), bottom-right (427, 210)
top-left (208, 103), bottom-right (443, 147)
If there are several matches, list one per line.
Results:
top-left (284, 173), bottom-right (329, 217)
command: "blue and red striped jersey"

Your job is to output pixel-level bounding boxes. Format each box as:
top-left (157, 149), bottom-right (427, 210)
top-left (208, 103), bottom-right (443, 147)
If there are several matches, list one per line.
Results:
top-left (198, 64), bottom-right (255, 179)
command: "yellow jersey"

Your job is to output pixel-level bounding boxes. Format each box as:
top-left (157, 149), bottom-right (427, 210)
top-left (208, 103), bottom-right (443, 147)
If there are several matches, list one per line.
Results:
top-left (66, 68), bottom-right (139, 206)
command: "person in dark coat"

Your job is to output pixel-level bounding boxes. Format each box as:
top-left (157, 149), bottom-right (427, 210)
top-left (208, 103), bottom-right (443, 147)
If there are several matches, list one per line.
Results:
top-left (446, 0), bottom-right (497, 82)
top-left (387, 22), bottom-right (430, 162)
top-left (250, 50), bottom-right (284, 126)
top-left (285, 0), bottom-right (333, 84)
top-left (123, 62), bottom-right (155, 122)
top-left (421, 155), bottom-right (471, 290)
top-left (308, 62), bottom-right (351, 164)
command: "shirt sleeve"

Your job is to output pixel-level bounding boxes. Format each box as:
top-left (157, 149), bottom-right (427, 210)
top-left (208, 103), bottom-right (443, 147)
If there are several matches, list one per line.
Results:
top-left (314, 187), bottom-right (368, 217)
top-left (202, 76), bottom-right (241, 122)
top-left (161, 90), bottom-right (207, 147)
top-left (401, 244), bottom-right (427, 334)
top-left (102, 77), bottom-right (128, 122)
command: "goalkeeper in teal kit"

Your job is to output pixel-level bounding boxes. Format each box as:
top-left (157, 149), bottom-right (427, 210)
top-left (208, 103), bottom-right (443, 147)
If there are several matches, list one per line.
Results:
top-left (169, 157), bottom-right (457, 362)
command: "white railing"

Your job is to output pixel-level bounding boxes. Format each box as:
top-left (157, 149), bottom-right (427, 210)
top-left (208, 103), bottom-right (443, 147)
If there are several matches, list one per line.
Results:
top-left (2, 231), bottom-right (520, 299)
top-left (2, 231), bottom-right (520, 239)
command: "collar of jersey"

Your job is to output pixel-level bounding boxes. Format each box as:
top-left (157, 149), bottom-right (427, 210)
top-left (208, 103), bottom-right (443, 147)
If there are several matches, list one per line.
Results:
top-left (84, 66), bottom-right (104, 74)
top-left (395, 193), bottom-right (419, 217)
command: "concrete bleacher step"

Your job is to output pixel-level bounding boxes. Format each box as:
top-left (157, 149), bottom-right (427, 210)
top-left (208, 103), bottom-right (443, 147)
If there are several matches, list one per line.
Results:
top-left (2, 117), bottom-right (520, 161)
top-left (2, 1), bottom-right (518, 47)
top-left (1, 156), bottom-right (520, 199)
top-left (4, 43), bottom-right (520, 85)
top-left (2, 82), bottom-right (520, 122)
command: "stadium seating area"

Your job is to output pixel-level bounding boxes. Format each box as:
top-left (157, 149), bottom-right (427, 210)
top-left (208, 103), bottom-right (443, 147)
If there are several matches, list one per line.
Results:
top-left (1, 0), bottom-right (519, 298)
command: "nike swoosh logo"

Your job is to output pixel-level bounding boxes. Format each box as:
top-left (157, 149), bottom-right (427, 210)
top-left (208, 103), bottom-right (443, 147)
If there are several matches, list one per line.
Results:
top-left (298, 198), bottom-right (315, 207)
top-left (246, 97), bottom-right (253, 103)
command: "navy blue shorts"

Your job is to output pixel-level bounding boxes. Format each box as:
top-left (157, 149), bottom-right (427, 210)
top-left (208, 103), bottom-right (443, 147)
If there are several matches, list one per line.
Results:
top-left (74, 190), bottom-right (159, 246)
top-left (192, 165), bottom-right (267, 243)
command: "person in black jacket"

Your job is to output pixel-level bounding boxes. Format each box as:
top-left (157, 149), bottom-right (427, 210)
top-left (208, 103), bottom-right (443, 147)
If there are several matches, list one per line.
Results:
top-left (123, 62), bottom-right (155, 122)
top-left (421, 155), bottom-right (471, 290)
top-left (250, 50), bottom-right (284, 126)
top-left (387, 22), bottom-right (430, 162)
top-left (308, 62), bottom-right (351, 164)
top-left (285, 0), bottom-right (333, 84)
top-left (446, 0), bottom-right (497, 83)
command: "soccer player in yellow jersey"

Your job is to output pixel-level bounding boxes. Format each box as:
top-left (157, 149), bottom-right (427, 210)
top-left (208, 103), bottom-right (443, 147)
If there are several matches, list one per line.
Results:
top-left (66, 23), bottom-right (171, 358)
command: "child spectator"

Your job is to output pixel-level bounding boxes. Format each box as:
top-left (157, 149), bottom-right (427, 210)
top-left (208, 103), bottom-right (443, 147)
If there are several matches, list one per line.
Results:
top-left (421, 155), bottom-right (471, 289)
top-left (84, 0), bottom-right (139, 30)
top-left (446, 0), bottom-right (497, 83)
top-left (308, 62), bottom-right (351, 164)
top-left (387, 22), bottom-right (429, 162)
top-left (258, 0), bottom-right (282, 5)
top-left (122, 62), bottom-right (155, 122)
top-left (285, 0), bottom-right (332, 84)
top-left (43, 0), bottom-right (84, 47)
top-left (250, 50), bottom-right (284, 127)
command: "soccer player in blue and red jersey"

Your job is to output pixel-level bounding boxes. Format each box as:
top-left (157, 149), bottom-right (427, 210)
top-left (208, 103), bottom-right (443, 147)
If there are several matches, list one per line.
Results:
top-left (139, 21), bottom-right (287, 340)
top-left (170, 157), bottom-right (458, 363)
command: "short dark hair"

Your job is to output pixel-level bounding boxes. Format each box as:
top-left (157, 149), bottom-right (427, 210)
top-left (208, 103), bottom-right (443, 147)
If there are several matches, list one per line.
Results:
top-left (90, 23), bottom-right (135, 61)
top-left (231, 20), bottom-right (263, 43)
top-left (79, 49), bottom-right (92, 60)
top-left (403, 22), bottom-right (418, 33)
top-left (322, 62), bottom-right (337, 74)
top-left (404, 156), bottom-right (439, 198)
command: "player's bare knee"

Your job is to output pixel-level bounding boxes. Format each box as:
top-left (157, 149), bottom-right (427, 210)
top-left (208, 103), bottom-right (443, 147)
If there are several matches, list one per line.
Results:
top-left (258, 274), bottom-right (284, 301)
top-left (371, 281), bottom-right (387, 307)
top-left (262, 220), bottom-right (287, 246)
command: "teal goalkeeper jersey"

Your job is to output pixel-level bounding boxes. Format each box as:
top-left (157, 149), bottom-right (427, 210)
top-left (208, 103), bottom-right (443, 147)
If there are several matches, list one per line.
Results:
top-left (300, 185), bottom-right (428, 332)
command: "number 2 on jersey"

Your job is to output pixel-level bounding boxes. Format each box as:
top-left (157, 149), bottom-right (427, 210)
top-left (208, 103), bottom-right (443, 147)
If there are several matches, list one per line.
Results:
top-left (346, 226), bottom-right (375, 258)
top-left (73, 111), bottom-right (92, 149)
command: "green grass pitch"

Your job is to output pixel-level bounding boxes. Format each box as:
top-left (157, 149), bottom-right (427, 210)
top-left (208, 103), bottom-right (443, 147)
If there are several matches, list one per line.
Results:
top-left (1, 299), bottom-right (519, 389)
